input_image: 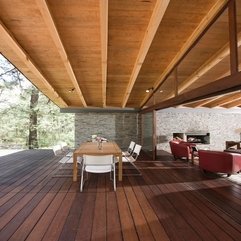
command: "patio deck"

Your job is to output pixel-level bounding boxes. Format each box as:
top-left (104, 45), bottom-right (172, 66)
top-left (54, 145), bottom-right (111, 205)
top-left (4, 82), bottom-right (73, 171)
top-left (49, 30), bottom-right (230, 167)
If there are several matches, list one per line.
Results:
top-left (0, 150), bottom-right (241, 241)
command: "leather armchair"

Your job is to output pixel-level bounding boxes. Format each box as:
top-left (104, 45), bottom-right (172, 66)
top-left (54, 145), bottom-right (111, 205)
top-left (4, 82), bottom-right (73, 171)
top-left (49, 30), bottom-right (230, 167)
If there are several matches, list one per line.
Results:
top-left (198, 150), bottom-right (241, 176)
top-left (169, 140), bottom-right (193, 161)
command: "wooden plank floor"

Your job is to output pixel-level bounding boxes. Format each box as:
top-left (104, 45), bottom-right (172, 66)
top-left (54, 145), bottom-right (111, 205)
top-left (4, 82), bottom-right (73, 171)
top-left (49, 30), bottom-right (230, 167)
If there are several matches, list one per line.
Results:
top-left (0, 150), bottom-right (241, 241)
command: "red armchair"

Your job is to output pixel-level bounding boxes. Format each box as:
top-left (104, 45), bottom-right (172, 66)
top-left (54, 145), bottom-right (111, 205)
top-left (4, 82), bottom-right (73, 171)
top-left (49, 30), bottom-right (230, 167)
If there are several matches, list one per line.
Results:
top-left (198, 150), bottom-right (241, 176)
top-left (169, 140), bottom-right (196, 161)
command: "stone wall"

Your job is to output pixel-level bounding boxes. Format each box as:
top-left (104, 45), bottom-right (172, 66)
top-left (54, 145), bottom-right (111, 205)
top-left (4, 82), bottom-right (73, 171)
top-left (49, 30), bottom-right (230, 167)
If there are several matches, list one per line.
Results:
top-left (142, 112), bottom-right (153, 152)
top-left (75, 112), bottom-right (139, 149)
top-left (156, 108), bottom-right (241, 152)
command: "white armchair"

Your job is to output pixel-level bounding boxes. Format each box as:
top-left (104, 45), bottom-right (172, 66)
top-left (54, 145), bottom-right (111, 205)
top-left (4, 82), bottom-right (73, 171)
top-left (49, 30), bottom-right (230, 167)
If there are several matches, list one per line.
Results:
top-left (80, 155), bottom-right (116, 192)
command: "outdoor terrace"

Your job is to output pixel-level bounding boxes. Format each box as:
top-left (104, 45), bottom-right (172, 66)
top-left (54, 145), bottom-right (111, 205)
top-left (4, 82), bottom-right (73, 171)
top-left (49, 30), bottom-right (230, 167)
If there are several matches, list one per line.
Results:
top-left (0, 150), bottom-right (241, 241)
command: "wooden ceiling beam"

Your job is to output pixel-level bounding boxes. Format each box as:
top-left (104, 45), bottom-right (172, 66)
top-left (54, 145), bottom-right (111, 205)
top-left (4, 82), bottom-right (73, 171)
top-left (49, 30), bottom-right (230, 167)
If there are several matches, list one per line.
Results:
top-left (206, 92), bottom-right (241, 108)
top-left (164, 32), bottom-right (241, 101)
top-left (228, 0), bottom-right (238, 74)
top-left (179, 35), bottom-right (241, 93)
top-left (186, 96), bottom-right (223, 108)
top-left (177, 0), bottom-right (240, 96)
top-left (141, 72), bottom-right (241, 113)
top-left (140, 0), bottom-right (228, 107)
top-left (121, 0), bottom-right (170, 108)
top-left (222, 97), bottom-right (241, 108)
top-left (100, 0), bottom-right (108, 107)
top-left (155, 0), bottom-right (239, 105)
top-left (36, 0), bottom-right (87, 107)
top-left (161, 42), bottom-right (233, 101)
top-left (0, 20), bottom-right (68, 107)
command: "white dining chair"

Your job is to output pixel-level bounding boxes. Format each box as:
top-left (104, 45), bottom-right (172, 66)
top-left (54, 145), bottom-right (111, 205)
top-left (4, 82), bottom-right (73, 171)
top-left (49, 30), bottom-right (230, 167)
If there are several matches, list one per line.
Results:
top-left (122, 141), bottom-right (135, 157)
top-left (60, 141), bottom-right (69, 152)
top-left (80, 154), bottom-right (116, 192)
top-left (53, 145), bottom-right (63, 156)
top-left (117, 144), bottom-right (142, 176)
top-left (123, 144), bottom-right (142, 163)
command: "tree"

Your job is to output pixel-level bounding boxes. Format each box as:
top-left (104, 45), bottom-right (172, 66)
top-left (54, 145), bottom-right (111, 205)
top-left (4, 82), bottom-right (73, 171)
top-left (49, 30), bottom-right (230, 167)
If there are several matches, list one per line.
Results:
top-left (0, 54), bottom-right (74, 149)
top-left (28, 87), bottom-right (39, 149)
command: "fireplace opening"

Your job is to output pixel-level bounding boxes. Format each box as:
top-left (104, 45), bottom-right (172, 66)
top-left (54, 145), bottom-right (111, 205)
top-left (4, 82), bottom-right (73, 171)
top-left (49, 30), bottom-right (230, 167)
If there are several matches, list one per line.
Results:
top-left (173, 133), bottom-right (210, 144)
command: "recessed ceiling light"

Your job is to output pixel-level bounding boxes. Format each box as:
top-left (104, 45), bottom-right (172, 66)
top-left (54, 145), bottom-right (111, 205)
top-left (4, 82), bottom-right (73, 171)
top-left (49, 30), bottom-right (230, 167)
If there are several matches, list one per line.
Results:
top-left (68, 88), bottom-right (75, 93)
top-left (159, 90), bottom-right (163, 93)
top-left (146, 87), bottom-right (153, 93)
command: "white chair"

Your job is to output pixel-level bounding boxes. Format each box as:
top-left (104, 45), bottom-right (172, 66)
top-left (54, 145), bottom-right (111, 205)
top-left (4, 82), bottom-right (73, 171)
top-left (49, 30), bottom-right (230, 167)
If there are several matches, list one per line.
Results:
top-left (91, 135), bottom-right (97, 142)
top-left (53, 145), bottom-right (63, 156)
top-left (122, 141), bottom-right (135, 157)
top-left (80, 155), bottom-right (116, 192)
top-left (59, 141), bottom-right (74, 159)
top-left (122, 144), bottom-right (142, 176)
top-left (54, 142), bottom-right (82, 177)
top-left (60, 142), bottom-right (69, 152)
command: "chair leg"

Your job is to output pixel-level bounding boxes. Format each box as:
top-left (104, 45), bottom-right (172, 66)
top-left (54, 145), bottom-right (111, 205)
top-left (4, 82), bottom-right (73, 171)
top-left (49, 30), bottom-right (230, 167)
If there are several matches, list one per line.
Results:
top-left (129, 162), bottom-right (142, 176)
top-left (113, 165), bottom-right (116, 191)
top-left (80, 166), bottom-right (84, 192)
top-left (122, 154), bottom-right (142, 176)
top-left (109, 165), bottom-right (116, 191)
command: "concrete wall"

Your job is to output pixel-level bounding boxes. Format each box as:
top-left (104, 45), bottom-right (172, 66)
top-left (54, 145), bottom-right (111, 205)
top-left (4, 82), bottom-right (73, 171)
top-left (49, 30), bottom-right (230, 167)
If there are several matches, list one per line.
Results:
top-left (75, 112), bottom-right (139, 149)
top-left (156, 108), bottom-right (241, 152)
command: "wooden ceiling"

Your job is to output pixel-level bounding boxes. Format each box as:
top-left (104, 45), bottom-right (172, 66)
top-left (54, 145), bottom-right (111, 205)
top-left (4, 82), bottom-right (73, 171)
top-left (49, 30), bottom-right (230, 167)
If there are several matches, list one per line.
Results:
top-left (0, 0), bottom-right (241, 110)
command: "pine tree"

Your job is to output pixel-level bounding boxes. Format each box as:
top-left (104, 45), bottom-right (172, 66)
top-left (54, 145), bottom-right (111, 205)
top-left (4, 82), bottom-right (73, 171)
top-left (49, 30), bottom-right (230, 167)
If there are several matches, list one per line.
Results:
top-left (0, 55), bottom-right (74, 149)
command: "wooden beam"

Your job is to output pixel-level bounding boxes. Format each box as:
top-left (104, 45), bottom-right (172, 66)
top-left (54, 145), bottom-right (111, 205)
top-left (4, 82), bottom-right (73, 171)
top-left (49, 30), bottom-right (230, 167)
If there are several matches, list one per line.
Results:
top-left (174, 67), bottom-right (178, 97)
top-left (186, 96), bottom-right (223, 108)
top-left (163, 33), bottom-right (241, 101)
top-left (228, 0), bottom-right (238, 74)
top-left (140, 0), bottom-right (228, 107)
top-left (179, 37), bottom-right (240, 93)
top-left (121, 0), bottom-right (170, 108)
top-left (152, 110), bottom-right (157, 160)
top-left (0, 20), bottom-right (68, 107)
top-left (36, 0), bottom-right (87, 107)
top-left (100, 0), bottom-right (108, 107)
top-left (222, 97), bottom-right (241, 108)
top-left (206, 92), bottom-right (241, 108)
top-left (141, 72), bottom-right (241, 113)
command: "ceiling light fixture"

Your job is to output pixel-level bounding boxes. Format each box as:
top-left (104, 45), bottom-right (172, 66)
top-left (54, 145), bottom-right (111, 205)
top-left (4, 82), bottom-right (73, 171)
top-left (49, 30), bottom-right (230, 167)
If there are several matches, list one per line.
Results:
top-left (68, 88), bottom-right (75, 93)
top-left (145, 87), bottom-right (154, 93)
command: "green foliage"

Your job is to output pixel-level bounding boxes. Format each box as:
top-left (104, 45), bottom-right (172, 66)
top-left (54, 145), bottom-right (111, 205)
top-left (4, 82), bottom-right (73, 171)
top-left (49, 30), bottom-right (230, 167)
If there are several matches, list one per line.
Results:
top-left (0, 55), bottom-right (74, 149)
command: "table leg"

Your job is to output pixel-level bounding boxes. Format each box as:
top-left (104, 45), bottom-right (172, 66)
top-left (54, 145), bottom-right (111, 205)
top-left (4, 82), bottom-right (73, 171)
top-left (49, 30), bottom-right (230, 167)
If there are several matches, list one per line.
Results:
top-left (191, 152), bottom-right (194, 164)
top-left (191, 152), bottom-right (198, 165)
top-left (73, 154), bottom-right (78, 182)
top-left (118, 154), bottom-right (122, 181)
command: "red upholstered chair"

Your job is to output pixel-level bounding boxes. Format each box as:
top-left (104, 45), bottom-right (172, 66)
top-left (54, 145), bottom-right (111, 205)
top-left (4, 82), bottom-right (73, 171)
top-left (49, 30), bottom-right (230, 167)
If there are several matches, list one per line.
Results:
top-left (198, 150), bottom-right (241, 176)
top-left (169, 140), bottom-right (192, 161)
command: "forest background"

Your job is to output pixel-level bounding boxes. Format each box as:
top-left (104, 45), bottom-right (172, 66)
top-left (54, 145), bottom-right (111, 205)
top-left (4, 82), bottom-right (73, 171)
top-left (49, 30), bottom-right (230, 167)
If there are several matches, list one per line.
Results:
top-left (0, 54), bottom-right (74, 149)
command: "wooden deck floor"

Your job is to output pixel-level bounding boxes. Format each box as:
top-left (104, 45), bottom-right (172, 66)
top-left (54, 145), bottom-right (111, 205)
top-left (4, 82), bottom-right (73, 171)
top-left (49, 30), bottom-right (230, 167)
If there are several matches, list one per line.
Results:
top-left (0, 150), bottom-right (241, 241)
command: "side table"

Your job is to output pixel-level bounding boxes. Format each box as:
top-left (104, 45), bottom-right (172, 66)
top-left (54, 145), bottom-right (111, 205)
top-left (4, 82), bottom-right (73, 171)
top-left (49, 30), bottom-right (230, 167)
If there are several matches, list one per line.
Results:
top-left (191, 146), bottom-right (199, 164)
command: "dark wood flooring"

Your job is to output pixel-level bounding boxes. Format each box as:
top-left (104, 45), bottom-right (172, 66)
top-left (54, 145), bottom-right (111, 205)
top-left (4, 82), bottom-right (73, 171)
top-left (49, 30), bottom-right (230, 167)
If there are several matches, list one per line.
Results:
top-left (0, 149), bottom-right (241, 241)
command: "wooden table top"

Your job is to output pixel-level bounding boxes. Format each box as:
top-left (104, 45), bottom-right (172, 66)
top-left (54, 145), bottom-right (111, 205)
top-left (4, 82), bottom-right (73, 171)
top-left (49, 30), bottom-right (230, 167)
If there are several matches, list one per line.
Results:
top-left (74, 141), bottom-right (122, 156)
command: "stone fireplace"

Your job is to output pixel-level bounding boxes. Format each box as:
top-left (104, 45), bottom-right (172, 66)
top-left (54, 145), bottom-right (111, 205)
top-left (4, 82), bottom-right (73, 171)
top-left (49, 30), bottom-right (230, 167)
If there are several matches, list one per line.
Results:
top-left (173, 133), bottom-right (210, 144)
top-left (156, 107), bottom-right (241, 152)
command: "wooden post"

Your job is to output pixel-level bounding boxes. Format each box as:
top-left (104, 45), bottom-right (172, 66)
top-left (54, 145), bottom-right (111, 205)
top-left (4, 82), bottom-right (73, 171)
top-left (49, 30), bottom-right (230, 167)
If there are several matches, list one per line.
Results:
top-left (228, 0), bottom-right (238, 74)
top-left (174, 67), bottom-right (178, 97)
top-left (152, 110), bottom-right (157, 160)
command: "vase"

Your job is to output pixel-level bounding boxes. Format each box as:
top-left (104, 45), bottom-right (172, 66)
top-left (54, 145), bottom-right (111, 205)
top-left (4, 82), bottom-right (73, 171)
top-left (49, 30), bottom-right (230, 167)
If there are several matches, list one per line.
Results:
top-left (98, 141), bottom-right (102, 150)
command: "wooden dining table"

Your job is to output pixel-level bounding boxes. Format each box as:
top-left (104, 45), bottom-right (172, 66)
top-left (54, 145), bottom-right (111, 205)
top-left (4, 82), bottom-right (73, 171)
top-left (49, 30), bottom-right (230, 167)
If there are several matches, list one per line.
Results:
top-left (73, 141), bottom-right (123, 181)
